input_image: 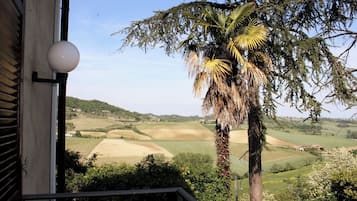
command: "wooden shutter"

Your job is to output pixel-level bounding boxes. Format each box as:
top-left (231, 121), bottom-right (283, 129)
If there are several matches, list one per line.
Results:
top-left (0, 0), bottom-right (23, 200)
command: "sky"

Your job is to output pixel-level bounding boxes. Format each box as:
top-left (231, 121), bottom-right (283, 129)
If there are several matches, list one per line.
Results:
top-left (67, 0), bottom-right (356, 119)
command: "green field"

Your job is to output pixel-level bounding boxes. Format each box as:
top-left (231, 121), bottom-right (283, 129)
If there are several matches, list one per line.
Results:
top-left (63, 97), bottom-right (357, 197)
top-left (66, 137), bottom-right (103, 156)
top-left (235, 165), bottom-right (314, 197)
top-left (66, 116), bottom-right (356, 173)
top-left (268, 129), bottom-right (357, 148)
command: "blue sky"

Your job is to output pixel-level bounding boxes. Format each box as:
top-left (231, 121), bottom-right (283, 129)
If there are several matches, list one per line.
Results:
top-left (67, 0), bottom-right (356, 119)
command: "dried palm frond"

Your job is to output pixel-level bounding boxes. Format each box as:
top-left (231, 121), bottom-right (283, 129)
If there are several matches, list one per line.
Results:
top-left (193, 72), bottom-right (209, 96)
top-left (241, 62), bottom-right (267, 87)
top-left (185, 51), bottom-right (201, 78)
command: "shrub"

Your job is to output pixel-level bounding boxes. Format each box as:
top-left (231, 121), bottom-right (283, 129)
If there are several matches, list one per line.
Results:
top-left (270, 163), bottom-right (295, 173)
top-left (62, 150), bottom-right (96, 192)
top-left (66, 153), bottom-right (230, 201)
top-left (68, 155), bottom-right (190, 201)
top-left (270, 164), bottom-right (284, 173)
top-left (173, 153), bottom-right (229, 201)
top-left (288, 149), bottom-right (357, 201)
top-left (337, 122), bottom-right (350, 128)
top-left (65, 122), bottom-right (75, 132)
top-left (284, 163), bottom-right (295, 171)
top-left (240, 191), bottom-right (277, 201)
top-left (346, 130), bottom-right (357, 139)
top-left (74, 130), bottom-right (82, 137)
top-left (330, 169), bottom-right (357, 201)
top-left (172, 153), bottom-right (213, 174)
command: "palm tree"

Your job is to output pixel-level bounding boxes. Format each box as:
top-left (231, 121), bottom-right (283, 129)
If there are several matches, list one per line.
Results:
top-left (119, 1), bottom-right (357, 200)
top-left (182, 3), bottom-right (270, 193)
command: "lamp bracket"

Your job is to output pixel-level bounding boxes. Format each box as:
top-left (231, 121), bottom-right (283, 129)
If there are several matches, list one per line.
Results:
top-left (32, 72), bottom-right (68, 83)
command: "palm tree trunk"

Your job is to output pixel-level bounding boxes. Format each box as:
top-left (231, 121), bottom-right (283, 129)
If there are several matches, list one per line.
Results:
top-left (215, 119), bottom-right (231, 191)
top-left (248, 93), bottom-right (264, 201)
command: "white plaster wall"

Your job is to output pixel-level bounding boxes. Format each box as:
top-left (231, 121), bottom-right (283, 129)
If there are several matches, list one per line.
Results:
top-left (21, 0), bottom-right (58, 194)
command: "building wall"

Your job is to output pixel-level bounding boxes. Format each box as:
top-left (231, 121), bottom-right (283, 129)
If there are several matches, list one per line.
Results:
top-left (21, 0), bottom-right (58, 194)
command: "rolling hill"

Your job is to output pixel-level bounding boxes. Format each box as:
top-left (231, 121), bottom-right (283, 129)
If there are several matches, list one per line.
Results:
top-left (66, 96), bottom-right (201, 122)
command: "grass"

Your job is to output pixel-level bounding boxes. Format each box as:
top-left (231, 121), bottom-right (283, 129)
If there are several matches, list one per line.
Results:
top-left (268, 128), bottom-right (357, 148)
top-left (94, 156), bottom-right (146, 165)
top-left (66, 137), bottom-right (103, 156)
top-left (80, 131), bottom-right (107, 138)
top-left (154, 140), bottom-right (216, 156)
top-left (107, 129), bottom-right (151, 140)
top-left (68, 115), bottom-right (120, 130)
top-left (136, 121), bottom-right (214, 140)
top-left (154, 140), bottom-right (316, 175)
top-left (319, 120), bottom-right (357, 137)
top-left (236, 165), bottom-right (314, 196)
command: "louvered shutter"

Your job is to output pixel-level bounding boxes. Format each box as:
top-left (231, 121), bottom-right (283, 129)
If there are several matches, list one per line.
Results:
top-left (0, 0), bottom-right (23, 200)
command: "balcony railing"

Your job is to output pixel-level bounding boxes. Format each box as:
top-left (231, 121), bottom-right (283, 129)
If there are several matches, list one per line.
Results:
top-left (22, 187), bottom-right (197, 201)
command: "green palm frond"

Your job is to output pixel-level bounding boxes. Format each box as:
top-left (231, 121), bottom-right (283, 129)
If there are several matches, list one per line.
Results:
top-left (226, 2), bottom-right (256, 35)
top-left (234, 24), bottom-right (268, 50)
top-left (217, 12), bottom-right (227, 29)
top-left (193, 72), bottom-right (209, 96)
top-left (203, 6), bottom-right (220, 27)
top-left (227, 39), bottom-right (245, 64)
top-left (203, 57), bottom-right (232, 83)
top-left (177, 34), bottom-right (194, 49)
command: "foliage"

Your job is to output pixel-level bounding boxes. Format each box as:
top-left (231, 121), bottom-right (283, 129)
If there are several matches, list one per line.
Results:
top-left (172, 153), bottom-right (229, 201)
top-left (66, 96), bottom-right (145, 121)
top-left (118, 1), bottom-right (357, 200)
top-left (240, 191), bottom-right (277, 201)
top-left (67, 155), bottom-right (189, 201)
top-left (74, 130), bottom-right (82, 137)
top-left (288, 149), bottom-right (357, 201)
top-left (65, 153), bottom-right (232, 201)
top-left (336, 122), bottom-right (350, 128)
top-left (346, 130), bottom-right (357, 139)
top-left (61, 150), bottom-right (97, 192)
top-left (61, 150), bottom-right (96, 174)
top-left (158, 114), bottom-right (201, 122)
top-left (65, 122), bottom-right (75, 132)
top-left (172, 153), bottom-right (213, 174)
top-left (118, 0), bottom-right (356, 122)
top-left (270, 163), bottom-right (295, 174)
top-left (330, 168), bottom-right (357, 201)
top-left (66, 96), bottom-right (201, 122)
top-left (351, 150), bottom-right (357, 156)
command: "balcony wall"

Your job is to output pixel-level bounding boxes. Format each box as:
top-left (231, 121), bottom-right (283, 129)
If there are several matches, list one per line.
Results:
top-left (21, 0), bottom-right (59, 195)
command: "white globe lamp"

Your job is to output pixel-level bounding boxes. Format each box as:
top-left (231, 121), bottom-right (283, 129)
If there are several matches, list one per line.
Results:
top-left (47, 41), bottom-right (80, 73)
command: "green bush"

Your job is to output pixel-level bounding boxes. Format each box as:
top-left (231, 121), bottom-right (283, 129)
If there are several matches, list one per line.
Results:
top-left (270, 163), bottom-right (295, 173)
top-left (287, 149), bottom-right (357, 201)
top-left (337, 123), bottom-right (350, 128)
top-left (346, 130), bottom-right (357, 139)
top-left (270, 164), bottom-right (284, 173)
top-left (61, 150), bottom-right (96, 192)
top-left (74, 130), bottom-right (82, 137)
top-left (66, 153), bottom-right (229, 201)
top-left (68, 155), bottom-right (190, 201)
top-left (172, 153), bottom-right (213, 174)
top-left (173, 153), bottom-right (229, 201)
top-left (65, 122), bottom-right (75, 132)
top-left (330, 169), bottom-right (357, 201)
